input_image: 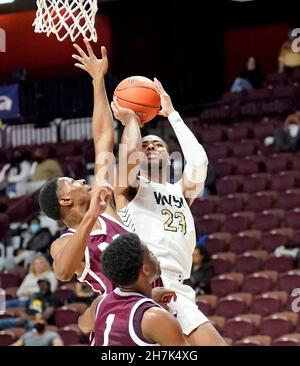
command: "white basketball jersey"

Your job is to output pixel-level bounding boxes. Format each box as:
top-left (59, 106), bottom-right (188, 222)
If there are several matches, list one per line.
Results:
top-left (118, 176), bottom-right (196, 278)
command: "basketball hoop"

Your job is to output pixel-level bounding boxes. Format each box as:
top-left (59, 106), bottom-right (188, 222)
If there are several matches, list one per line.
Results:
top-left (33, 0), bottom-right (98, 42)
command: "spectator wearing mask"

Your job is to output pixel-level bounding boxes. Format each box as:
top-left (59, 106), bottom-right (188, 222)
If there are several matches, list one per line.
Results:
top-left (6, 255), bottom-right (57, 308)
top-left (0, 279), bottom-right (61, 331)
top-left (4, 217), bottom-right (53, 271)
top-left (0, 150), bottom-right (32, 198)
top-left (184, 246), bottom-right (213, 296)
top-left (273, 111), bottom-right (300, 152)
top-left (11, 314), bottom-right (63, 346)
top-left (231, 56), bottom-right (263, 93)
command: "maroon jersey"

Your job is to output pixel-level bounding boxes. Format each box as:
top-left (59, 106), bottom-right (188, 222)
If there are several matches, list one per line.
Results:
top-left (94, 288), bottom-right (161, 346)
top-left (60, 213), bottom-right (128, 294)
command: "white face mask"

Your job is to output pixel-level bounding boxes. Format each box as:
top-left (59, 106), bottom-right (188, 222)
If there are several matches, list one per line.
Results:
top-left (288, 124), bottom-right (300, 138)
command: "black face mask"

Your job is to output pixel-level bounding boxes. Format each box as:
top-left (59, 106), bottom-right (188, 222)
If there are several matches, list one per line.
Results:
top-left (34, 323), bottom-right (46, 333)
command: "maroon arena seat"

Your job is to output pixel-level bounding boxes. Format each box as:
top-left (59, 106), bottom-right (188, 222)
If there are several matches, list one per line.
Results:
top-left (242, 175), bottom-right (269, 193)
top-left (54, 307), bottom-right (79, 327)
top-left (191, 198), bottom-right (217, 216)
top-left (0, 331), bottom-right (16, 346)
top-left (215, 297), bottom-right (247, 318)
top-left (210, 273), bottom-right (244, 297)
top-left (279, 270), bottom-right (300, 293)
top-left (252, 294), bottom-right (283, 317)
top-left (284, 208), bottom-right (300, 230)
top-left (270, 173), bottom-right (295, 192)
top-left (236, 158), bottom-right (259, 176)
top-left (216, 176), bottom-right (243, 195)
top-left (276, 189), bottom-right (300, 210)
top-left (0, 273), bottom-right (21, 289)
top-left (260, 315), bottom-right (292, 339)
top-left (229, 235), bottom-right (259, 254)
top-left (233, 141), bottom-right (256, 158)
top-left (265, 256), bottom-right (295, 273)
top-left (223, 317), bottom-right (255, 341)
top-left (58, 327), bottom-right (81, 346)
top-left (227, 125), bottom-right (250, 141)
top-left (218, 196), bottom-right (244, 214)
top-left (235, 253), bottom-right (265, 275)
top-left (242, 273), bottom-right (273, 295)
top-left (264, 155), bottom-right (289, 173)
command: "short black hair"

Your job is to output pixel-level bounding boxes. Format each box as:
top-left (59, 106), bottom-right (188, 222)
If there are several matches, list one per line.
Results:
top-left (102, 233), bottom-right (144, 286)
top-left (38, 177), bottom-right (61, 221)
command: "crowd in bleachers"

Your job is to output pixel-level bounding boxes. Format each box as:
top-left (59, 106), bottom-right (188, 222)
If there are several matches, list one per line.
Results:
top-left (190, 68), bottom-right (300, 346)
top-left (1, 67), bottom-right (300, 345)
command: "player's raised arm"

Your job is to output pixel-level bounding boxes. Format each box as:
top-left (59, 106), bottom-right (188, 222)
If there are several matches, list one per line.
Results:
top-left (154, 78), bottom-right (208, 205)
top-left (73, 41), bottom-right (114, 185)
top-left (111, 97), bottom-right (143, 209)
top-left (141, 307), bottom-right (189, 346)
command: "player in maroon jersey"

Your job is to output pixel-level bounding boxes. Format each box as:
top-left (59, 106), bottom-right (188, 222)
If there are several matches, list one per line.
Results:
top-left (38, 41), bottom-right (129, 293)
top-left (79, 233), bottom-right (188, 346)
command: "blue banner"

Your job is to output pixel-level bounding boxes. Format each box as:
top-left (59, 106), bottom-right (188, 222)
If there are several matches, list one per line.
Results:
top-left (0, 84), bottom-right (20, 120)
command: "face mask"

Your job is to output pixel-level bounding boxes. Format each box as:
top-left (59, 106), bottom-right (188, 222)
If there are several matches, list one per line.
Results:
top-left (30, 223), bottom-right (41, 234)
top-left (34, 323), bottom-right (46, 333)
top-left (288, 124), bottom-right (300, 138)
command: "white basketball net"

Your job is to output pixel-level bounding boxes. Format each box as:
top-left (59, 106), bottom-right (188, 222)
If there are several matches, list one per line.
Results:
top-left (33, 0), bottom-right (98, 42)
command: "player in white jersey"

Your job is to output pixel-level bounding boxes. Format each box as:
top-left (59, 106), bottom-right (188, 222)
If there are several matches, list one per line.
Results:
top-left (112, 79), bottom-right (226, 346)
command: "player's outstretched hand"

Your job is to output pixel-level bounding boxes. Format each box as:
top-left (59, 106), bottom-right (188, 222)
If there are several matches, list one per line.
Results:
top-left (87, 182), bottom-right (113, 219)
top-left (111, 96), bottom-right (144, 127)
top-left (154, 78), bottom-right (176, 118)
top-left (72, 40), bottom-right (108, 80)
top-left (152, 287), bottom-right (177, 308)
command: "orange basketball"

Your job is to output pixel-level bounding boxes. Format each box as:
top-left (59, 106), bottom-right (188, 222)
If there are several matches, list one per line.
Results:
top-left (114, 76), bottom-right (161, 123)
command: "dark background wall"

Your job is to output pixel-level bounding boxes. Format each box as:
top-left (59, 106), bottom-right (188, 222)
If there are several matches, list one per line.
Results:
top-left (0, 0), bottom-right (298, 122)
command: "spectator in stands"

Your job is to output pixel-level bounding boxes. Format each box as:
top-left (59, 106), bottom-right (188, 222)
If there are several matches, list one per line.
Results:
top-left (272, 111), bottom-right (300, 152)
top-left (184, 246), bottom-right (213, 296)
top-left (278, 30), bottom-right (300, 74)
top-left (6, 255), bottom-right (57, 308)
top-left (16, 147), bottom-right (63, 196)
top-left (11, 313), bottom-right (63, 346)
top-left (0, 150), bottom-right (32, 198)
top-left (231, 56), bottom-right (263, 93)
top-left (0, 279), bottom-right (61, 331)
top-left (3, 217), bottom-right (53, 271)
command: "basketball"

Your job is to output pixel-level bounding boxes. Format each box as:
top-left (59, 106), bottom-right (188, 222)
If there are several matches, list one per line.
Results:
top-left (113, 76), bottom-right (161, 123)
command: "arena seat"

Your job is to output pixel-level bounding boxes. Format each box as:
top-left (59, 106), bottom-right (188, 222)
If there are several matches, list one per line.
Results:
top-left (262, 228), bottom-right (294, 252)
top-left (205, 235), bottom-right (230, 255)
top-left (218, 196), bottom-right (244, 214)
top-left (252, 294), bottom-right (284, 317)
top-left (234, 335), bottom-right (271, 346)
top-left (54, 307), bottom-right (80, 327)
top-left (276, 189), bottom-right (300, 210)
top-left (215, 296), bottom-right (248, 318)
top-left (229, 235), bottom-right (259, 254)
top-left (223, 316), bottom-right (256, 341)
top-left (242, 273), bottom-right (274, 295)
top-left (284, 208), bottom-right (300, 230)
top-left (210, 273), bottom-right (244, 297)
top-left (0, 331), bottom-right (16, 346)
top-left (265, 256), bottom-right (295, 273)
top-left (271, 334), bottom-right (300, 346)
top-left (279, 270), bottom-right (300, 293)
top-left (246, 192), bottom-right (276, 212)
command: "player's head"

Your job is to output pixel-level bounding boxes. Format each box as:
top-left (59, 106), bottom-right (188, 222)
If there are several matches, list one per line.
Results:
top-left (140, 135), bottom-right (170, 172)
top-left (102, 233), bottom-right (161, 288)
top-left (39, 176), bottom-right (92, 222)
